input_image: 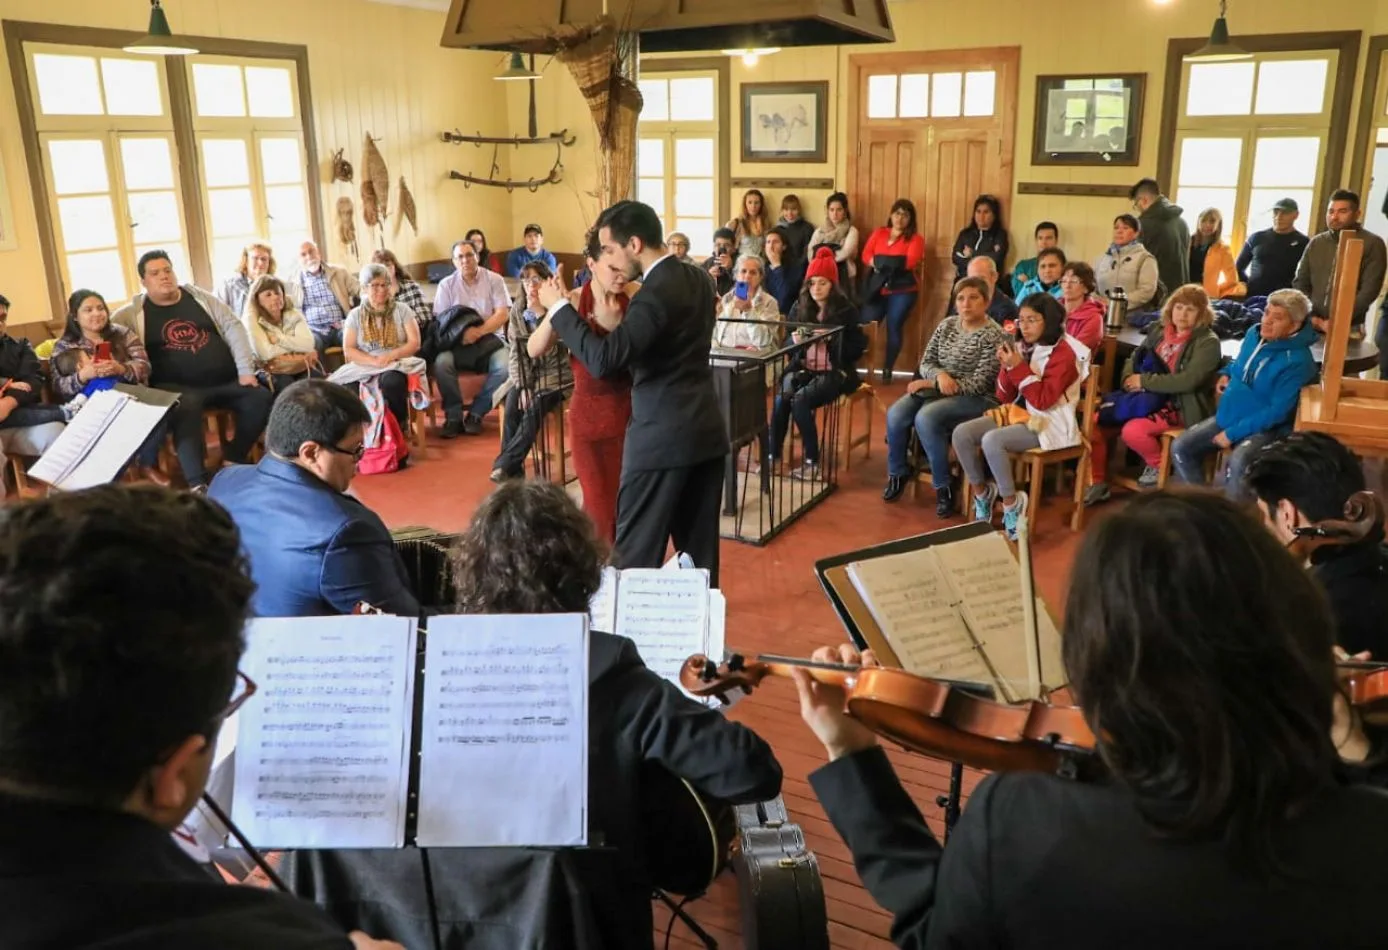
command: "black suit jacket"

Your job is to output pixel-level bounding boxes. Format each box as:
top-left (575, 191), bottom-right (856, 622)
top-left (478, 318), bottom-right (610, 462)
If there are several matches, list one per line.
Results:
top-left (0, 795), bottom-right (350, 949)
top-left (1312, 538), bottom-right (1388, 657)
top-left (812, 746), bottom-right (1388, 949)
top-left (552, 256), bottom-right (729, 472)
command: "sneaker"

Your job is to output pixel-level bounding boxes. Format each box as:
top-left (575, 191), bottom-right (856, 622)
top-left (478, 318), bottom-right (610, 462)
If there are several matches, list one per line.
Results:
top-left (883, 474), bottom-right (907, 502)
top-left (1137, 465), bottom-right (1160, 489)
top-left (1002, 491), bottom-right (1029, 542)
top-left (462, 413), bottom-right (484, 436)
top-left (935, 485), bottom-right (956, 518)
top-left (971, 484), bottom-right (998, 523)
top-left (489, 468), bottom-right (508, 483)
top-left (62, 394), bottom-right (87, 421)
top-left (440, 418), bottom-right (464, 439)
top-left (1350, 326), bottom-right (1367, 342)
top-left (1083, 482), bottom-right (1112, 508)
top-left (789, 461), bottom-right (819, 481)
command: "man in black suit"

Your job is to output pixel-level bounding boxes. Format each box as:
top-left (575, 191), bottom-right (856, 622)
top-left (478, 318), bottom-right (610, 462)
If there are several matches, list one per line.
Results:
top-left (538, 200), bottom-right (729, 583)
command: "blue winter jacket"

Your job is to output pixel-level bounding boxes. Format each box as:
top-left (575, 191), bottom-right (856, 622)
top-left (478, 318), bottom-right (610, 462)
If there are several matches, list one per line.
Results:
top-left (1215, 320), bottom-right (1317, 444)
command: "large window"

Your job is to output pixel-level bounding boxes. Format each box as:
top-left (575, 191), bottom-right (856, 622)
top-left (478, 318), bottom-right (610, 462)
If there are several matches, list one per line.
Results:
top-left (637, 72), bottom-right (719, 255)
top-left (865, 68), bottom-right (997, 120)
top-left (1172, 51), bottom-right (1336, 246)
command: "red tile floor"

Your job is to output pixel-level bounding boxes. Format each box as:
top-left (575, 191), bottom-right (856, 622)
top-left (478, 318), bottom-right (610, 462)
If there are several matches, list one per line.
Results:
top-left (353, 378), bottom-right (1090, 950)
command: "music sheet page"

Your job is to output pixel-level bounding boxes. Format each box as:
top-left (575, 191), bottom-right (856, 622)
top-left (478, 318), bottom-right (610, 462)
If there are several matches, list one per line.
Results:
top-left (614, 568), bottom-right (711, 691)
top-left (415, 614), bottom-right (589, 847)
top-left (27, 389), bottom-right (128, 486)
top-left (232, 616), bottom-right (417, 848)
top-left (588, 566), bottom-right (619, 634)
top-left (845, 549), bottom-right (994, 684)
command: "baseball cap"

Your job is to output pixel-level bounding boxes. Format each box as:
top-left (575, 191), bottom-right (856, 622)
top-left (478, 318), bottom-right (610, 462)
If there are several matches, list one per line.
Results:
top-left (524, 223), bottom-right (543, 236)
top-left (1271, 198), bottom-right (1298, 213)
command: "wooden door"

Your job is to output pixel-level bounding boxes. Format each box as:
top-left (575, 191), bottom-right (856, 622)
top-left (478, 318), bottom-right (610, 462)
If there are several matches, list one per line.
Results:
top-left (848, 48), bottom-right (1019, 376)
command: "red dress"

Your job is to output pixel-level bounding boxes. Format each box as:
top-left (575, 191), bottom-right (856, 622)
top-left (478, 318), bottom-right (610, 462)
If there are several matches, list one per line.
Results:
top-left (569, 283), bottom-right (633, 543)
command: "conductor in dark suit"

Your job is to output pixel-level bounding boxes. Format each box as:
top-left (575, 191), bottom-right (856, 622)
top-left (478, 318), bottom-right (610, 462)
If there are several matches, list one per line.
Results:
top-left (538, 200), bottom-right (729, 583)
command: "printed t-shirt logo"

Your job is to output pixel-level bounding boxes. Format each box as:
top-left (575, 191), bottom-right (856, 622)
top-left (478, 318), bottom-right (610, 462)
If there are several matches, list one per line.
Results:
top-left (163, 319), bottom-right (210, 353)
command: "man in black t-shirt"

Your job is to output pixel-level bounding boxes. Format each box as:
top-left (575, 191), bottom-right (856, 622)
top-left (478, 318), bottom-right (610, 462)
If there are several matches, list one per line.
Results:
top-left (113, 250), bottom-right (273, 489)
top-left (1236, 197), bottom-right (1308, 298)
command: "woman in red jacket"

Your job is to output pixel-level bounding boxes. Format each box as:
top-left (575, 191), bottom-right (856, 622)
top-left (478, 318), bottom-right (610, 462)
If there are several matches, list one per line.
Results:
top-left (860, 199), bottom-right (926, 383)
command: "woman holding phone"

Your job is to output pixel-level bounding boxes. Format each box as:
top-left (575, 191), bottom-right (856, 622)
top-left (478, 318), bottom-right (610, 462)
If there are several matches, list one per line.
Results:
top-left (713, 255), bottom-right (781, 349)
top-left (51, 288), bottom-right (151, 403)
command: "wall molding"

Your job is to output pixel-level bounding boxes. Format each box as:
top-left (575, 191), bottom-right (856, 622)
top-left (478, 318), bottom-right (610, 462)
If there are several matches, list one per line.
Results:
top-left (1016, 182), bottom-right (1130, 198)
top-left (730, 177), bottom-right (835, 190)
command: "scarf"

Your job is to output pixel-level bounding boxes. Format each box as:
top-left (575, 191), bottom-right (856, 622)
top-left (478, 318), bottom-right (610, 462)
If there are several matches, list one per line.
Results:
top-left (815, 219), bottom-right (852, 247)
top-left (357, 299), bottom-right (401, 351)
top-left (1107, 239), bottom-right (1143, 257)
top-left (1156, 322), bottom-right (1193, 370)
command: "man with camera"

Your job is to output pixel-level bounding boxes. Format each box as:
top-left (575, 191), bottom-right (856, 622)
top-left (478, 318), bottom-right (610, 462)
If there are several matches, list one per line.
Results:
top-left (702, 228), bottom-right (737, 296)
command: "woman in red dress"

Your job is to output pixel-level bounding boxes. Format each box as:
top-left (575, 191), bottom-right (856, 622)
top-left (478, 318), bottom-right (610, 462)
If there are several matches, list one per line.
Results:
top-left (530, 241), bottom-right (633, 543)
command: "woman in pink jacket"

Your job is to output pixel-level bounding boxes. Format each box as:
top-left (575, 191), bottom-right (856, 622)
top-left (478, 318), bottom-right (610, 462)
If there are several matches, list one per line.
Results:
top-left (1058, 261), bottom-right (1105, 352)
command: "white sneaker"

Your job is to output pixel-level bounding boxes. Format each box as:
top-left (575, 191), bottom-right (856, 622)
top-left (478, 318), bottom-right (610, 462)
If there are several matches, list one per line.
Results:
top-left (62, 395), bottom-right (88, 421)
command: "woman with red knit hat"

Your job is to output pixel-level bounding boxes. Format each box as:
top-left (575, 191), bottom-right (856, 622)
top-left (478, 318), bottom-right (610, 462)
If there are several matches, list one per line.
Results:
top-left (765, 247), bottom-right (867, 480)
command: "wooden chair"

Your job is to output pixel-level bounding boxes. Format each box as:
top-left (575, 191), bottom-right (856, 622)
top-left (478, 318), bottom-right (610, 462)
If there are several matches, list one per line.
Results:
top-left (838, 383), bottom-right (874, 470)
top-left (498, 396), bottom-right (572, 483)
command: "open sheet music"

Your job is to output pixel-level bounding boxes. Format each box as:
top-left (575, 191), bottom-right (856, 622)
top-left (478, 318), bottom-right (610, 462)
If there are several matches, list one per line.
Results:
top-left (845, 531), bottom-right (1062, 701)
top-left (230, 613), bottom-right (589, 850)
top-left (27, 386), bottom-right (176, 490)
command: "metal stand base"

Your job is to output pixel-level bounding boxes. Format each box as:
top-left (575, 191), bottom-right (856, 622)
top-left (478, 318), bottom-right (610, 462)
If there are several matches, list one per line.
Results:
top-left (934, 762), bottom-right (965, 842)
top-left (654, 889), bottom-right (718, 950)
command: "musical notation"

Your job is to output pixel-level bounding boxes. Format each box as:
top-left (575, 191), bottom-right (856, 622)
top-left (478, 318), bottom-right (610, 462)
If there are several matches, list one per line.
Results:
top-left (615, 569), bottom-right (712, 687)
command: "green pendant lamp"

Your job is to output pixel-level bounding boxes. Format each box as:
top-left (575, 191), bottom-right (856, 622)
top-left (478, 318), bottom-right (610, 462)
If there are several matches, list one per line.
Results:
top-left (1186, 0), bottom-right (1251, 62)
top-left (124, 0), bottom-right (199, 56)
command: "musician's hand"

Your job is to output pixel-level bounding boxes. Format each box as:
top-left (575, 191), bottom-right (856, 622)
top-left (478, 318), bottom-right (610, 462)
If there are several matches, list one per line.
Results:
top-left (1334, 648), bottom-right (1373, 763)
top-left (349, 931), bottom-right (406, 950)
top-left (791, 644), bottom-right (878, 761)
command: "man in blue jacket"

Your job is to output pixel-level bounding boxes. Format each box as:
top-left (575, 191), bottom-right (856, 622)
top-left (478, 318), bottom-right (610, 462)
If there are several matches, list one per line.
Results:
top-left (1171, 288), bottom-right (1317, 501)
top-left (208, 379), bottom-right (420, 618)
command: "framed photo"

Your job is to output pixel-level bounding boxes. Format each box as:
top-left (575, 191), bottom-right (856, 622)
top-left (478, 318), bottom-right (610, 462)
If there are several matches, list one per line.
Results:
top-left (1031, 74), bottom-right (1146, 167)
top-left (741, 81), bottom-right (829, 164)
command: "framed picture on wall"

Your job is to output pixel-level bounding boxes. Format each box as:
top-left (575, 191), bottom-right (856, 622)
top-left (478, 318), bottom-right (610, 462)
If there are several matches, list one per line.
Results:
top-left (741, 81), bottom-right (829, 164)
top-left (1032, 74), bottom-right (1146, 167)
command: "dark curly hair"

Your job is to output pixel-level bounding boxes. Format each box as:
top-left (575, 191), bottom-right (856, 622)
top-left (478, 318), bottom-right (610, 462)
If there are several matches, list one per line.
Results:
top-left (450, 481), bottom-right (608, 614)
top-left (0, 485), bottom-right (252, 806)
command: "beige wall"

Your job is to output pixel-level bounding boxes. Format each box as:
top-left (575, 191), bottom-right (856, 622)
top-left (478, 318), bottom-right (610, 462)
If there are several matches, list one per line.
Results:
top-left (0, 0), bottom-right (508, 323)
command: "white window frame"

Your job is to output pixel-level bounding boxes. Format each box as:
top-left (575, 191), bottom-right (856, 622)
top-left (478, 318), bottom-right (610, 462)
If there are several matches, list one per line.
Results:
top-left (637, 70), bottom-right (720, 258)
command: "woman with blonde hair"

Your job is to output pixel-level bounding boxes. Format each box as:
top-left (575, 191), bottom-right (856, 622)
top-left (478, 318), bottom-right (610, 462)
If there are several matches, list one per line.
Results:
top-left (1191, 207), bottom-right (1241, 299)
top-left (242, 274), bottom-right (319, 396)
top-left (216, 240), bottom-right (275, 316)
top-left (1084, 283), bottom-right (1222, 504)
top-left (727, 188), bottom-right (773, 261)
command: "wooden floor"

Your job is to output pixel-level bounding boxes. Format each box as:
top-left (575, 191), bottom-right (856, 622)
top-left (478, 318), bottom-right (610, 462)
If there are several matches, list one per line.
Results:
top-left (355, 377), bottom-right (1089, 950)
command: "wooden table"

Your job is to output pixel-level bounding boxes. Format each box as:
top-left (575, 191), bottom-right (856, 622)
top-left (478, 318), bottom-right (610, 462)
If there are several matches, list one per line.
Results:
top-left (1115, 326), bottom-right (1379, 374)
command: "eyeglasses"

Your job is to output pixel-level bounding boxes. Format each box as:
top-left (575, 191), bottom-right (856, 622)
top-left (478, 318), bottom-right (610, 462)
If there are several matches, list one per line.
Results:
top-left (1017, 316), bottom-right (1045, 326)
top-left (522, 276), bottom-right (544, 286)
top-left (220, 670), bottom-right (257, 722)
top-left (322, 441), bottom-right (366, 461)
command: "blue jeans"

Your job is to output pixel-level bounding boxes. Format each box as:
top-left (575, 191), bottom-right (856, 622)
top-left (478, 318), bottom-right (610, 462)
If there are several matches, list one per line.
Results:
top-left (311, 325), bottom-right (343, 358)
top-left (885, 391), bottom-right (994, 487)
top-left (861, 291), bottom-right (918, 376)
top-left (433, 343), bottom-right (509, 421)
top-left (767, 371), bottom-right (843, 463)
top-left (1170, 416), bottom-right (1278, 501)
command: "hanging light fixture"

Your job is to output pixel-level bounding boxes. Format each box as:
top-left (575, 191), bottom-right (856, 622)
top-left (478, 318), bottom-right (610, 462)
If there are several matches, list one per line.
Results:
top-left (1186, 0), bottom-right (1251, 62)
top-left (123, 0), bottom-right (199, 56)
top-left (722, 48), bottom-right (781, 68)
top-left (495, 51), bottom-right (541, 81)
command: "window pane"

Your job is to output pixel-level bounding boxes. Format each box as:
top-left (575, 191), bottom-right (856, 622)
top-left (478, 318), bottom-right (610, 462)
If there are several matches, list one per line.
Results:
top-left (674, 178), bottom-right (714, 217)
top-left (674, 138), bottom-right (714, 177)
top-left (100, 58), bottom-right (162, 116)
top-left (208, 188), bottom-right (257, 236)
top-left (638, 79), bottom-right (668, 121)
top-left (1174, 187), bottom-right (1237, 235)
top-left (899, 74), bottom-right (928, 119)
top-left (1246, 188), bottom-right (1315, 236)
top-left (676, 218), bottom-right (714, 256)
top-left (867, 74), bottom-right (897, 119)
top-left (192, 63), bottom-right (247, 117)
top-left (259, 138), bottom-right (303, 185)
top-left (245, 66), bottom-right (295, 118)
top-left (67, 250), bottom-right (128, 302)
top-left (638, 138), bottom-right (664, 177)
top-left (127, 190), bottom-right (182, 243)
top-left (669, 77), bottom-right (715, 122)
top-left (210, 237), bottom-right (250, 274)
top-left (637, 178), bottom-right (665, 216)
top-left (120, 138), bottom-right (175, 190)
top-left (134, 244), bottom-right (190, 284)
top-left (1251, 136), bottom-right (1320, 187)
top-left (1254, 59), bottom-right (1329, 116)
top-left (48, 140), bottom-right (110, 195)
top-left (202, 139), bottom-right (251, 187)
top-left (33, 54), bottom-right (103, 115)
top-left (1176, 137), bottom-right (1243, 187)
top-left (963, 71), bottom-right (996, 117)
top-left (265, 185), bottom-right (309, 233)
top-left (931, 72), bottom-right (962, 118)
top-left (1186, 62), bottom-right (1255, 116)
top-left (58, 195), bottom-right (119, 251)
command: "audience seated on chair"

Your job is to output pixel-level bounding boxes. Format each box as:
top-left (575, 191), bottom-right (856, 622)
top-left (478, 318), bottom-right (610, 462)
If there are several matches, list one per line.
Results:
top-left (861, 198), bottom-right (926, 383)
top-left (1237, 197), bottom-right (1307, 298)
top-left (884, 276), bottom-right (1005, 514)
top-left (1085, 283), bottom-right (1222, 505)
top-left (465, 228), bottom-right (505, 275)
top-left (243, 275), bottom-right (320, 397)
top-left (1014, 247), bottom-right (1066, 303)
top-left (0, 484), bottom-right (396, 950)
top-left (776, 193), bottom-right (815, 262)
top-left (286, 240), bottom-right (359, 357)
top-left (372, 248), bottom-right (431, 325)
top-left (216, 240), bottom-right (275, 318)
top-left (432, 238), bottom-right (512, 438)
top-left (713, 254), bottom-right (781, 349)
top-left (281, 480), bottom-right (782, 950)
top-left (966, 256), bottom-right (1018, 325)
top-left (1131, 177), bottom-right (1192, 292)
top-left (1010, 221), bottom-right (1059, 297)
top-left (953, 292), bottom-right (1090, 540)
top-left (208, 378), bottom-right (420, 619)
top-left (112, 250), bottom-right (272, 491)
top-left (763, 226), bottom-right (804, 316)
top-left (1190, 208), bottom-right (1240, 299)
top-left (1058, 261), bottom-right (1105, 352)
top-left (702, 228), bottom-right (737, 297)
top-left (333, 263), bottom-right (422, 433)
top-left (1292, 188), bottom-right (1387, 339)
top-left (1096, 214), bottom-right (1160, 312)
top-left (505, 222), bottom-right (559, 277)
top-left (950, 194), bottom-right (1008, 281)
top-left (1246, 431), bottom-right (1388, 659)
top-left (808, 192), bottom-right (860, 290)
top-left (0, 293), bottom-right (72, 436)
top-left (491, 260), bottom-right (573, 482)
top-left (1171, 288), bottom-right (1317, 500)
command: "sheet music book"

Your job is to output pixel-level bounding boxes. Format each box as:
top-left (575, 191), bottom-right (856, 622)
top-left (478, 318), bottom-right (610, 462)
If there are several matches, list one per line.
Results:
top-left (230, 613), bottom-right (589, 850)
top-left (844, 531), bottom-right (1062, 702)
top-left (27, 385), bottom-right (177, 490)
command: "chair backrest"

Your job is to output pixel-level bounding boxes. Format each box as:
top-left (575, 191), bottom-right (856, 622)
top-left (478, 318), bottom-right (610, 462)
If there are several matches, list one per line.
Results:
top-left (1076, 366), bottom-right (1101, 442)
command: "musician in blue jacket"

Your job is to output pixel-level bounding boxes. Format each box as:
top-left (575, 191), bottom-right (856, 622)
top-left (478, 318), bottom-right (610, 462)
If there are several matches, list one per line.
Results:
top-left (1171, 288), bottom-right (1317, 501)
top-left (207, 379), bottom-right (419, 619)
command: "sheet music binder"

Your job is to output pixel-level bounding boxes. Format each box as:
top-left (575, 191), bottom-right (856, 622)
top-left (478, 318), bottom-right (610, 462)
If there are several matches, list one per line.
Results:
top-left (27, 383), bottom-right (178, 490)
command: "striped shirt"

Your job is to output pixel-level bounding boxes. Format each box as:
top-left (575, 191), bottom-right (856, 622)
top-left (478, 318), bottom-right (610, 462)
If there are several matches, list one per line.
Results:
top-left (919, 316), bottom-right (1006, 396)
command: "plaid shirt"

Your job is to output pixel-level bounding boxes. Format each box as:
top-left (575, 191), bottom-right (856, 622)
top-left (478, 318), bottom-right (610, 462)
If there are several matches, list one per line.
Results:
top-left (395, 278), bottom-right (431, 324)
top-left (300, 269), bottom-right (345, 333)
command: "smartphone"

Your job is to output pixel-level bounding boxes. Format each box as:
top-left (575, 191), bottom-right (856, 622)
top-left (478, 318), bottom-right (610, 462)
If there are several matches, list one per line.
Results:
top-left (94, 342), bottom-right (112, 361)
top-left (734, 280), bottom-right (749, 301)
top-left (1001, 319), bottom-right (1017, 338)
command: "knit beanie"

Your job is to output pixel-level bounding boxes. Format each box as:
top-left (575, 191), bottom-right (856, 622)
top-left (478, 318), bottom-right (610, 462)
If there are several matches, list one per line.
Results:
top-left (804, 246), bottom-right (839, 285)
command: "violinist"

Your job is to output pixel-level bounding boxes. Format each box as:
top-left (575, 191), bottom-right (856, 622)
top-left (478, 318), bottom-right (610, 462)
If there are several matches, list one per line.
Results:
top-left (1244, 431), bottom-right (1388, 657)
top-left (794, 492), bottom-right (1388, 949)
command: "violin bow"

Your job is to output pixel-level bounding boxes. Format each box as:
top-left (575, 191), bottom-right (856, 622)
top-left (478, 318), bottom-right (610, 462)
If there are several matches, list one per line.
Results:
top-left (1016, 510), bottom-right (1042, 700)
top-left (199, 792), bottom-right (291, 893)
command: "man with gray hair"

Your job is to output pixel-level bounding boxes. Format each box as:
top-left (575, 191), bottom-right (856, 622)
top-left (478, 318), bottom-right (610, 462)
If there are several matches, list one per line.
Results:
top-left (1171, 288), bottom-right (1318, 500)
top-left (964, 255), bottom-right (1018, 325)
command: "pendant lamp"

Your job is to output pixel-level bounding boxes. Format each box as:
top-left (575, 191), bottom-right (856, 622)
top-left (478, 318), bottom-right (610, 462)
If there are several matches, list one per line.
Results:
top-left (123, 0), bottom-right (199, 56)
top-left (1186, 0), bottom-right (1251, 62)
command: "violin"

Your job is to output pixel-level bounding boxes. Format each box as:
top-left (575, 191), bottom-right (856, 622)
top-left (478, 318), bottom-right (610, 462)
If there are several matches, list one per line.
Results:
top-left (680, 652), bottom-right (1096, 775)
